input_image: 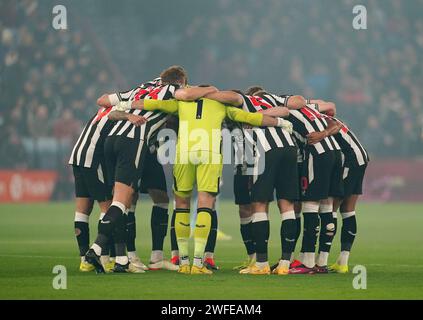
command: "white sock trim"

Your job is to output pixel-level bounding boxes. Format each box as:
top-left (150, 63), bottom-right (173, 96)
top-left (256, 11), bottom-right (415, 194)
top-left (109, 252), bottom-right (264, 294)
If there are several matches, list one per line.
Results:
top-left (281, 210), bottom-right (295, 221)
top-left (99, 212), bottom-right (106, 220)
top-left (252, 212), bottom-right (268, 223)
top-left (302, 201), bottom-right (319, 213)
top-left (171, 250), bottom-right (179, 258)
top-left (151, 250), bottom-right (164, 262)
top-left (91, 243), bottom-right (101, 256)
top-left (341, 211), bottom-right (356, 219)
top-left (111, 201), bottom-right (126, 213)
top-left (295, 212), bottom-right (302, 219)
top-left (154, 203), bottom-right (169, 210)
top-left (75, 212), bottom-right (89, 223)
top-left (116, 256), bottom-right (129, 265)
top-left (240, 216), bottom-right (252, 225)
top-left (319, 204), bottom-right (333, 213)
top-left (332, 211), bottom-right (337, 219)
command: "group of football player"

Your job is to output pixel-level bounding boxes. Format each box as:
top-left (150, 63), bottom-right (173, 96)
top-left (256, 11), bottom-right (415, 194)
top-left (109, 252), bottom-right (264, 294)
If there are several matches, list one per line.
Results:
top-left (70, 65), bottom-right (369, 275)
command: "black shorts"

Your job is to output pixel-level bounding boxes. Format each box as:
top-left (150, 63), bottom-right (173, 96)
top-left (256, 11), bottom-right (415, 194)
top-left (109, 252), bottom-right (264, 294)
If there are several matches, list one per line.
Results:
top-left (233, 165), bottom-right (252, 205)
top-left (300, 150), bottom-right (344, 201)
top-left (342, 163), bottom-right (367, 197)
top-left (104, 135), bottom-right (149, 188)
top-left (251, 146), bottom-right (299, 202)
top-left (73, 164), bottom-right (112, 202)
top-left (137, 148), bottom-right (167, 194)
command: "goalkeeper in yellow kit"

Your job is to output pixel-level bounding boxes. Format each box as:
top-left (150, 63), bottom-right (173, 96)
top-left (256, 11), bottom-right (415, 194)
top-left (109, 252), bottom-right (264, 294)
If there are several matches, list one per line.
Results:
top-left (117, 78), bottom-right (291, 275)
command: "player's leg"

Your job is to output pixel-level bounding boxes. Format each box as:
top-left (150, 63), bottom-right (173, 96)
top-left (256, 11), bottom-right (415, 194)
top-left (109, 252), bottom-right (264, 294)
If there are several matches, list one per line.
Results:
top-left (290, 152), bottom-right (334, 274)
top-left (315, 150), bottom-right (344, 273)
top-left (292, 161), bottom-right (304, 265)
top-left (240, 201), bottom-right (270, 275)
top-left (86, 137), bottom-right (144, 273)
top-left (273, 146), bottom-right (299, 275)
top-left (147, 189), bottom-right (178, 271)
top-left (191, 154), bottom-right (221, 274)
top-left (173, 160), bottom-right (195, 273)
top-left (174, 194), bottom-right (191, 273)
top-left (169, 208), bottom-right (180, 265)
top-left (126, 192), bottom-right (137, 261)
top-left (291, 201), bottom-right (303, 266)
top-left (233, 204), bottom-right (256, 270)
top-left (75, 197), bottom-right (94, 271)
top-left (233, 169), bottom-right (256, 270)
top-left (241, 150), bottom-right (277, 275)
top-left (124, 192), bottom-right (148, 270)
top-left (335, 163), bottom-right (366, 273)
top-left (292, 200), bottom-right (320, 273)
top-left (203, 204), bottom-right (219, 270)
top-left (334, 195), bottom-right (359, 272)
top-left (87, 182), bottom-right (133, 272)
top-left (316, 197), bottom-right (335, 272)
top-left (192, 192), bottom-right (215, 274)
top-left (72, 165), bottom-right (94, 271)
top-left (97, 199), bottom-right (114, 272)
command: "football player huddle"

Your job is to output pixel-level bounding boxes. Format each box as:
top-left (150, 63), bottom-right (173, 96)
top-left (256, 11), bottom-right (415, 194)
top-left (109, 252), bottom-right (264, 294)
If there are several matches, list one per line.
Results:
top-left (69, 65), bottom-right (368, 275)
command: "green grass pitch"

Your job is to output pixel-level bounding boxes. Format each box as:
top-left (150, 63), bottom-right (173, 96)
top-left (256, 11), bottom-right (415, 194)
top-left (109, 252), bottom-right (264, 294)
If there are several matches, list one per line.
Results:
top-left (0, 201), bottom-right (422, 300)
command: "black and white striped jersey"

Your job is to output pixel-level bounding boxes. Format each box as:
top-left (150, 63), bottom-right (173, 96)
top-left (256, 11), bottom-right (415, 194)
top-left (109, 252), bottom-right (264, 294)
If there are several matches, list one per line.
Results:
top-left (239, 93), bottom-right (296, 152)
top-left (108, 84), bottom-right (178, 142)
top-left (328, 116), bottom-right (369, 166)
top-left (69, 106), bottom-right (115, 168)
top-left (108, 77), bottom-right (162, 105)
top-left (287, 104), bottom-right (341, 155)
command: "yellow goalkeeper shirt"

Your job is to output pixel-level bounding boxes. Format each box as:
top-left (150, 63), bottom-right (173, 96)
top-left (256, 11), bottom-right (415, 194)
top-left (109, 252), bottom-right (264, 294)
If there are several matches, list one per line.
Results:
top-left (144, 98), bottom-right (263, 155)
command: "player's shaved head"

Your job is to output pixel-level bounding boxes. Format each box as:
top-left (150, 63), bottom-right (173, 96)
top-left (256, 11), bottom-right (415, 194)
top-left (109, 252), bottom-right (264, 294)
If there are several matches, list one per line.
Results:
top-left (245, 85), bottom-right (265, 95)
top-left (160, 65), bottom-right (188, 86)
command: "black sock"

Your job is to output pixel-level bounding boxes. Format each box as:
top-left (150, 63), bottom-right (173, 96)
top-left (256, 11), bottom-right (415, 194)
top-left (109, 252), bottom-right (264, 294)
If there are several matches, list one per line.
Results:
top-left (252, 219), bottom-right (269, 263)
top-left (113, 213), bottom-right (127, 258)
top-left (75, 221), bottom-right (89, 256)
top-left (280, 218), bottom-right (296, 261)
top-left (318, 212), bottom-right (336, 253)
top-left (293, 215), bottom-right (301, 253)
top-left (108, 234), bottom-right (115, 257)
top-left (126, 211), bottom-right (136, 252)
top-left (205, 210), bottom-right (218, 254)
top-left (240, 221), bottom-right (255, 256)
top-left (170, 209), bottom-right (179, 251)
top-left (95, 205), bottom-right (123, 250)
top-left (98, 219), bottom-right (110, 256)
top-left (341, 215), bottom-right (357, 251)
top-left (302, 212), bottom-right (320, 253)
top-left (151, 205), bottom-right (169, 251)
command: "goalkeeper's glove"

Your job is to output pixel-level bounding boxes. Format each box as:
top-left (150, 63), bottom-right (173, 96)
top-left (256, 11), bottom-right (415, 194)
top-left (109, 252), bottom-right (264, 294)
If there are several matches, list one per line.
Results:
top-left (276, 118), bottom-right (293, 134)
top-left (115, 100), bottom-right (132, 112)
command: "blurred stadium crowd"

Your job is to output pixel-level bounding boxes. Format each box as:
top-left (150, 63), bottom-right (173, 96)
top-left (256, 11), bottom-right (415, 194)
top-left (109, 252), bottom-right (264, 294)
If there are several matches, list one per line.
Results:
top-left (1, 0), bottom-right (422, 177)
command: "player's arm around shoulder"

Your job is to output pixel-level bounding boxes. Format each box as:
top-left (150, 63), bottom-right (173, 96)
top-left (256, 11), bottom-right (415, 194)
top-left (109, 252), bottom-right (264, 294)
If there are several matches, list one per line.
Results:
top-left (226, 106), bottom-right (263, 126)
top-left (309, 99), bottom-right (336, 116)
top-left (226, 107), bottom-right (293, 132)
top-left (114, 99), bottom-right (179, 114)
top-left (174, 85), bottom-right (218, 101)
top-left (204, 90), bottom-right (244, 107)
top-left (108, 109), bottom-right (147, 127)
top-left (97, 93), bottom-right (119, 107)
top-left (258, 106), bottom-right (290, 118)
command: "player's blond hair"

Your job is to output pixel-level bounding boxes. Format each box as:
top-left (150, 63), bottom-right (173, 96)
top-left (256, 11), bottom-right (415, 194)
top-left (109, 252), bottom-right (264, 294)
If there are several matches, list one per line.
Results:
top-left (160, 65), bottom-right (188, 86)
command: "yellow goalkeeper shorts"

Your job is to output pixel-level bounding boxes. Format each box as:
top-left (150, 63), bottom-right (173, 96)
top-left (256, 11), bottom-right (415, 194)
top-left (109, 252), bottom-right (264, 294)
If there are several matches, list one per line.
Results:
top-left (173, 151), bottom-right (223, 197)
